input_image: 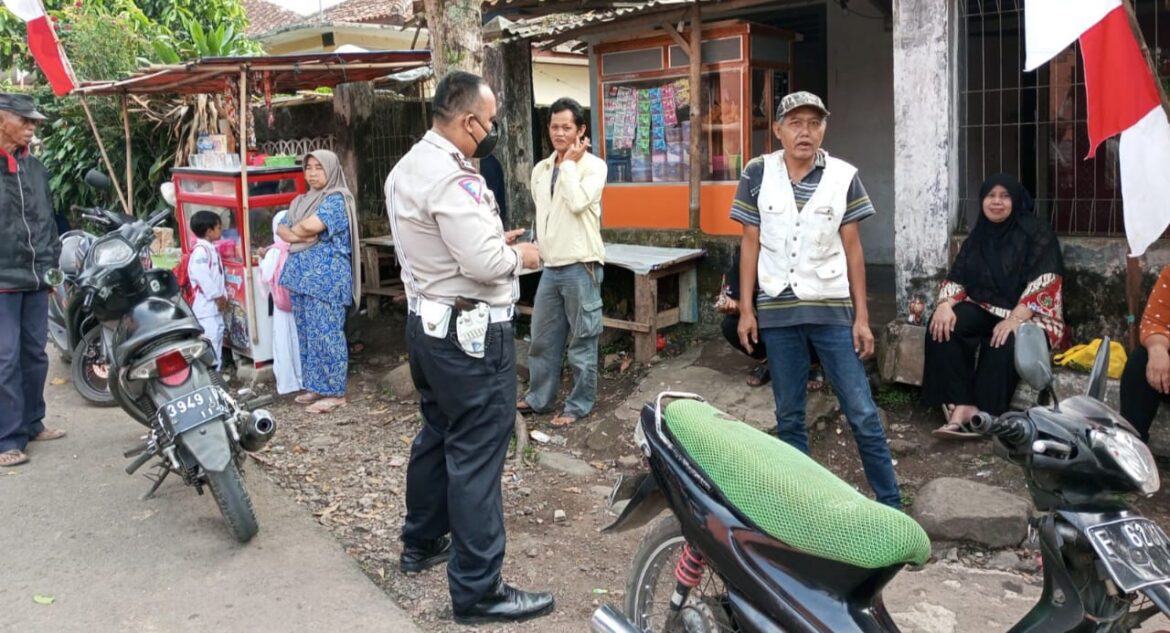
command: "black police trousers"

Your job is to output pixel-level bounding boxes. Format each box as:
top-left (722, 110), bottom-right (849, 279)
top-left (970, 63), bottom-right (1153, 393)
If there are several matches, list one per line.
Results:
top-left (401, 313), bottom-right (515, 610)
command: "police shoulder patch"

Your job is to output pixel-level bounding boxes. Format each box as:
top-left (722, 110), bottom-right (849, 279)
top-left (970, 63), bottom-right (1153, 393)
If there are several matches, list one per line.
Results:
top-left (457, 177), bottom-right (483, 203)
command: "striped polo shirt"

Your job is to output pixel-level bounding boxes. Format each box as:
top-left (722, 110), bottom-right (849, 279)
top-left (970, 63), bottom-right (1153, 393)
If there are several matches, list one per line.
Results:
top-left (730, 151), bottom-right (875, 329)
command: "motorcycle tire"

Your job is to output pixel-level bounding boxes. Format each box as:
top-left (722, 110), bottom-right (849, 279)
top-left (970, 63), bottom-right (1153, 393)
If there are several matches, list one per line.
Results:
top-left (205, 459), bottom-right (259, 543)
top-left (71, 327), bottom-right (115, 407)
top-left (625, 515), bottom-right (687, 628)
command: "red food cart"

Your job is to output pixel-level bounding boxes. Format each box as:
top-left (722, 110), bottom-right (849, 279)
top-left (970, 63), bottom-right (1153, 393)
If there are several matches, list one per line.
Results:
top-left (73, 51), bottom-right (432, 370)
top-left (172, 166), bottom-right (307, 365)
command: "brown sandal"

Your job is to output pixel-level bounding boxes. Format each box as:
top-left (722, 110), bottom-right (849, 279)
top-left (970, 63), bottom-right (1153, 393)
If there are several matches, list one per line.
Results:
top-left (932, 420), bottom-right (981, 440)
top-left (295, 392), bottom-right (324, 405)
top-left (550, 413), bottom-right (578, 428)
top-left (0, 450), bottom-right (29, 467)
top-left (32, 428), bottom-right (67, 442)
top-left (306, 397), bottom-right (347, 414)
top-left (516, 399), bottom-right (536, 414)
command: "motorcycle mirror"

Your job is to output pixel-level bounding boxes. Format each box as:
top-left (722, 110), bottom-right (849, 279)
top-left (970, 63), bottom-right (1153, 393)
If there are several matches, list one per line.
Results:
top-left (160, 182), bottom-right (177, 207)
top-left (1014, 323), bottom-right (1054, 394)
top-left (84, 169), bottom-right (112, 191)
top-left (42, 268), bottom-right (64, 287)
top-left (1086, 336), bottom-right (1111, 401)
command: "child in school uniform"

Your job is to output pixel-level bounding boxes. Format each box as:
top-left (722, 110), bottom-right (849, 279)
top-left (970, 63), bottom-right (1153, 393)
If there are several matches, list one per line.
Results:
top-left (259, 211), bottom-right (303, 394)
top-left (188, 211), bottom-right (228, 370)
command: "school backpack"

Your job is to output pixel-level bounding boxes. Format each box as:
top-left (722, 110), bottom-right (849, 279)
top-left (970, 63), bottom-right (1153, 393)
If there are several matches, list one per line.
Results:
top-left (174, 243), bottom-right (207, 306)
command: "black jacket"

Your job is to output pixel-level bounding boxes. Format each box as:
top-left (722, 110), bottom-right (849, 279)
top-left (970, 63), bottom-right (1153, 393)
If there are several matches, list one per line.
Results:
top-left (0, 149), bottom-right (59, 291)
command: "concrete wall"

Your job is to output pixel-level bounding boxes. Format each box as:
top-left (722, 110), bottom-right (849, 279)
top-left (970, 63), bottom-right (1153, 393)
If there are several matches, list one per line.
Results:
top-left (826, 0), bottom-right (895, 265)
top-left (892, 0), bottom-right (959, 309)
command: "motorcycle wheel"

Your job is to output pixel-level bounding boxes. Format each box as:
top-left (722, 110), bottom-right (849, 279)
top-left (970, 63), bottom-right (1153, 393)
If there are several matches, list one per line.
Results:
top-left (70, 327), bottom-right (115, 407)
top-left (205, 460), bottom-right (259, 543)
top-left (625, 515), bottom-right (735, 632)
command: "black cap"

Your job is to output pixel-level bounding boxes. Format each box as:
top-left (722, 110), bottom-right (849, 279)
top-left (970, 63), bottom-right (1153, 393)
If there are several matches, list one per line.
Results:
top-left (0, 93), bottom-right (47, 121)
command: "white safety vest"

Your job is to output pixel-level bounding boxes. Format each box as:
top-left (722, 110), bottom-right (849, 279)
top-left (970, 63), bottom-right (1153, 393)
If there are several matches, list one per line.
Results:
top-left (757, 151), bottom-right (857, 301)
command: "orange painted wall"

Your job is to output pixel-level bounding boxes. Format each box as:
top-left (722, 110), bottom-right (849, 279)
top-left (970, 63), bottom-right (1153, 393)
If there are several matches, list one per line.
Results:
top-left (601, 182), bottom-right (741, 236)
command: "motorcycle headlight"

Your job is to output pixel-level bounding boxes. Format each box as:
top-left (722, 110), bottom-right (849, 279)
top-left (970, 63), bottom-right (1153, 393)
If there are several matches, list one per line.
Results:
top-left (1091, 428), bottom-right (1161, 495)
top-left (90, 237), bottom-right (135, 267)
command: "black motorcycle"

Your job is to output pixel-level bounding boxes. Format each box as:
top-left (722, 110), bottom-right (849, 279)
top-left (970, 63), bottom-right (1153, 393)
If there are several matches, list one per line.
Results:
top-left (46, 170), bottom-right (137, 406)
top-left (77, 176), bottom-right (276, 543)
top-left (592, 322), bottom-right (1170, 632)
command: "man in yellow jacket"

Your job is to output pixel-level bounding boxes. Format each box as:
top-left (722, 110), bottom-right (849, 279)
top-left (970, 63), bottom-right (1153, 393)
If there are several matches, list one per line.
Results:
top-left (517, 97), bottom-right (608, 427)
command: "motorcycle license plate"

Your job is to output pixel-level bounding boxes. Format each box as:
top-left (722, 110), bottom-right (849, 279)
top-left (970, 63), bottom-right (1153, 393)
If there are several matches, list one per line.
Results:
top-left (158, 386), bottom-right (227, 435)
top-left (1085, 517), bottom-right (1170, 592)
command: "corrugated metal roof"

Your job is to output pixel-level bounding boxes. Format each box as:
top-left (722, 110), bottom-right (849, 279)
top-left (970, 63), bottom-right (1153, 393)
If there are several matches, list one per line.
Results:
top-left (75, 51), bottom-right (432, 96)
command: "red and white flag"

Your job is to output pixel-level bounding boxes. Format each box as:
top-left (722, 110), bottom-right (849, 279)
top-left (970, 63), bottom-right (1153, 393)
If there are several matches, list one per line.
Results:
top-left (2, 0), bottom-right (76, 96)
top-left (1025, 0), bottom-right (1170, 257)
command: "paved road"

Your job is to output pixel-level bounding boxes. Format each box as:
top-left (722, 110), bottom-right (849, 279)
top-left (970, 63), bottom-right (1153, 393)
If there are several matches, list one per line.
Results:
top-left (1, 354), bottom-right (420, 633)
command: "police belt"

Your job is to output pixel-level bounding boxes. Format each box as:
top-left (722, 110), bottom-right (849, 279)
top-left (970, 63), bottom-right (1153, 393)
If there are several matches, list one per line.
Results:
top-left (409, 296), bottom-right (514, 324)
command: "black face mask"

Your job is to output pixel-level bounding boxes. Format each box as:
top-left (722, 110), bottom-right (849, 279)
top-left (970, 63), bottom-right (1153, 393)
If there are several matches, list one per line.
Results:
top-left (469, 116), bottom-right (499, 159)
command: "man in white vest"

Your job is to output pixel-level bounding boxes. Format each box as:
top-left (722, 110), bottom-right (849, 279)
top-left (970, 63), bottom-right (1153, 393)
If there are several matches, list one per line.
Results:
top-left (732, 91), bottom-right (901, 508)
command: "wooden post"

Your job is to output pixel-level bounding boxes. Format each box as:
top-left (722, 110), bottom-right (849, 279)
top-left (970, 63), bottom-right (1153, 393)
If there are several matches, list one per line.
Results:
top-left (484, 38), bottom-right (537, 229)
top-left (239, 68), bottom-right (259, 348)
top-left (77, 95), bottom-right (130, 215)
top-left (121, 95), bottom-right (133, 217)
top-left (688, 5), bottom-right (702, 230)
top-left (634, 274), bottom-right (659, 363)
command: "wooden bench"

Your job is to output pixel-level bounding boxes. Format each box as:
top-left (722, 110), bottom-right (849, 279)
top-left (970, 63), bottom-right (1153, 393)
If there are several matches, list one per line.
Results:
top-left (517, 244), bottom-right (705, 363)
top-left (359, 235), bottom-right (405, 318)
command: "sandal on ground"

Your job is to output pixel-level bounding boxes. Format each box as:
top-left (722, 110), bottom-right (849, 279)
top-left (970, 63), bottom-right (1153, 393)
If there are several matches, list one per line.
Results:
top-left (932, 419), bottom-right (981, 440)
top-left (0, 450), bottom-right (29, 467)
top-left (306, 397), bottom-right (347, 414)
top-left (295, 392), bottom-right (324, 405)
top-left (550, 413), bottom-right (579, 428)
top-left (807, 366), bottom-right (826, 392)
top-left (746, 363), bottom-right (771, 388)
top-left (516, 399), bottom-right (536, 414)
top-left (31, 428), bottom-right (67, 442)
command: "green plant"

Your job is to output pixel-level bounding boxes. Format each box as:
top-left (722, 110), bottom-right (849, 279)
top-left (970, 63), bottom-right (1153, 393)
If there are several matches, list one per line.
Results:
top-left (874, 384), bottom-right (918, 408)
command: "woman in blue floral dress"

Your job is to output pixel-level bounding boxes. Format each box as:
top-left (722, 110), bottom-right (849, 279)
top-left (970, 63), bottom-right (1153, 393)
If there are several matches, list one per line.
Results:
top-left (277, 150), bottom-right (361, 414)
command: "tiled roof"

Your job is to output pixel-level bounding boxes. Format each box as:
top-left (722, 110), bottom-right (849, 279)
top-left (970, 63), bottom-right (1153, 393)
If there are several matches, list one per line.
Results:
top-left (242, 0), bottom-right (305, 37)
top-left (324, 0), bottom-right (414, 25)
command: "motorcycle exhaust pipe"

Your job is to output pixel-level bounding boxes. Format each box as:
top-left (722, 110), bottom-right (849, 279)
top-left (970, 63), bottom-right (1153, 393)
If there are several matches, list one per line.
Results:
top-left (590, 605), bottom-right (641, 633)
top-left (238, 409), bottom-right (276, 452)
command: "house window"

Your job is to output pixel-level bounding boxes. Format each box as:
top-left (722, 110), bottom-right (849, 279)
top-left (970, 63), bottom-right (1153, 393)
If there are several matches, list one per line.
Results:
top-left (958, 0), bottom-right (1170, 236)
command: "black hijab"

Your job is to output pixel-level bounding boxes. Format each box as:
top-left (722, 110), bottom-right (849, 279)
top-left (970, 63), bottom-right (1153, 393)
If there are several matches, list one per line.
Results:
top-left (947, 173), bottom-right (1063, 310)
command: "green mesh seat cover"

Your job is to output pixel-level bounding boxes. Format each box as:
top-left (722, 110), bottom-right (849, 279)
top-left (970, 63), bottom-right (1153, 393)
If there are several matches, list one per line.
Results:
top-left (664, 400), bottom-right (930, 569)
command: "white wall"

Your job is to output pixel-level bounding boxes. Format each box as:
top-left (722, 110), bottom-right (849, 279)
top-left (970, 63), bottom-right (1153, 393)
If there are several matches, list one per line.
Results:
top-left (826, 0), bottom-right (895, 264)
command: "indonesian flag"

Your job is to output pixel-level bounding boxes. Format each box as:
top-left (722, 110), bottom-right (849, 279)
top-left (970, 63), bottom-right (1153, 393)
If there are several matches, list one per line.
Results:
top-left (1025, 0), bottom-right (1170, 257)
top-left (2, 0), bottom-right (76, 96)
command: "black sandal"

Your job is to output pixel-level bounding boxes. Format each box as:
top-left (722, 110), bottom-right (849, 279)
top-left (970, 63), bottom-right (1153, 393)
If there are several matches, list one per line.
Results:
top-left (746, 363), bottom-right (771, 387)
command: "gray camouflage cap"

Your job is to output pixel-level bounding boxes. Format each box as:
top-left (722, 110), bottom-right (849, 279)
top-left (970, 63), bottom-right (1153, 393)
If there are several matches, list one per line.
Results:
top-left (775, 91), bottom-right (829, 120)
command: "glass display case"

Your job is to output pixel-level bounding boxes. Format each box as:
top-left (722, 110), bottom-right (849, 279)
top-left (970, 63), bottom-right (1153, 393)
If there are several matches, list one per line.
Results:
top-left (171, 166), bottom-right (307, 365)
top-left (595, 20), bottom-right (796, 235)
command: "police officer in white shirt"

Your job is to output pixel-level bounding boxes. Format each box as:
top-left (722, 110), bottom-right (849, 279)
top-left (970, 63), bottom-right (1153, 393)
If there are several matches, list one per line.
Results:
top-left (385, 70), bottom-right (552, 625)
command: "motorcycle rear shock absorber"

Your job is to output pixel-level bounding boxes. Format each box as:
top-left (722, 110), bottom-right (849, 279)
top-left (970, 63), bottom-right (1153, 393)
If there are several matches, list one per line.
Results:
top-left (669, 542), bottom-right (707, 613)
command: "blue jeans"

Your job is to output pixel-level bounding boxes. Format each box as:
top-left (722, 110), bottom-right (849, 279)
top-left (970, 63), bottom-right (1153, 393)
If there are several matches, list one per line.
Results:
top-left (0, 291), bottom-right (49, 453)
top-left (524, 263), bottom-right (603, 418)
top-left (760, 323), bottom-right (902, 508)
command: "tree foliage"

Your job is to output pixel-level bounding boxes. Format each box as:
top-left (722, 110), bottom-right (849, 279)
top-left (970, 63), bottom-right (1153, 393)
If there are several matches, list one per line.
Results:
top-left (0, 0), bottom-right (260, 218)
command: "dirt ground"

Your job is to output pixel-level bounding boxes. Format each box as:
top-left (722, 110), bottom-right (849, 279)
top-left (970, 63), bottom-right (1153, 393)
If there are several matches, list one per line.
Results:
top-left (252, 312), bottom-right (1170, 632)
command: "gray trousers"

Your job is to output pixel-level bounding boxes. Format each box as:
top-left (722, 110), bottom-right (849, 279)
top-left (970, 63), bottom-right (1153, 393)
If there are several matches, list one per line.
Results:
top-left (524, 263), bottom-right (603, 418)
